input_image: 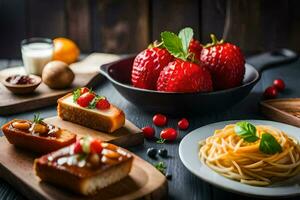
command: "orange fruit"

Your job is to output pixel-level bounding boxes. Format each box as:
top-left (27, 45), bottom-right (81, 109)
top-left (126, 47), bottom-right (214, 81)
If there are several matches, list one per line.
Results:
top-left (53, 38), bottom-right (80, 64)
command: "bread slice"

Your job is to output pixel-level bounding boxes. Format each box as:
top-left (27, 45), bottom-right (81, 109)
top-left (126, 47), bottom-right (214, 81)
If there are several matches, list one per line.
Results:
top-left (57, 93), bottom-right (125, 133)
top-left (34, 142), bottom-right (133, 195)
top-left (1, 119), bottom-right (76, 154)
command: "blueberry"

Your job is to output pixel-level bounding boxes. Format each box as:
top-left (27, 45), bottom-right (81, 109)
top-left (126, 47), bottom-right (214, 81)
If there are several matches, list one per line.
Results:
top-left (166, 173), bottom-right (172, 180)
top-left (147, 148), bottom-right (157, 159)
top-left (158, 148), bottom-right (168, 158)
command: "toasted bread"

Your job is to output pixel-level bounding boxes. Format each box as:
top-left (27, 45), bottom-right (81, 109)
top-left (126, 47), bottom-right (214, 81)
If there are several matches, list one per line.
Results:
top-left (34, 142), bottom-right (133, 195)
top-left (1, 119), bottom-right (76, 154)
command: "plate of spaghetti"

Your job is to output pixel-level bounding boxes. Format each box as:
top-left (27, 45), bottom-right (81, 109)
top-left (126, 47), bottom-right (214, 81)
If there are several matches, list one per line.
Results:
top-left (179, 120), bottom-right (300, 197)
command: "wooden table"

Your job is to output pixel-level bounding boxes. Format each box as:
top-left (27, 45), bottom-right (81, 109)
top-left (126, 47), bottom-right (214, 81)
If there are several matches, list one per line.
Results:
top-left (0, 58), bottom-right (300, 200)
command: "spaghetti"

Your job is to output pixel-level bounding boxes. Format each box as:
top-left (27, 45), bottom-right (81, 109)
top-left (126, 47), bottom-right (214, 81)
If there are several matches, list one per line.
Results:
top-left (199, 124), bottom-right (300, 186)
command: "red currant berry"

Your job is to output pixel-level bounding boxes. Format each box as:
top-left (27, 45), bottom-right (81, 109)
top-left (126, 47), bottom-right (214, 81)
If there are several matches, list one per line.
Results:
top-left (273, 79), bottom-right (285, 92)
top-left (153, 114), bottom-right (167, 126)
top-left (178, 118), bottom-right (189, 130)
top-left (96, 99), bottom-right (111, 110)
top-left (142, 126), bottom-right (155, 139)
top-left (90, 139), bottom-right (103, 154)
top-left (264, 86), bottom-right (278, 99)
top-left (73, 140), bottom-right (83, 154)
top-left (160, 128), bottom-right (177, 141)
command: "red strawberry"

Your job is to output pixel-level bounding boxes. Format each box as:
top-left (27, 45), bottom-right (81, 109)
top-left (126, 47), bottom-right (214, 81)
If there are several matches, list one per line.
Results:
top-left (77, 92), bottom-right (95, 107)
top-left (200, 34), bottom-right (245, 90)
top-left (189, 39), bottom-right (202, 61)
top-left (96, 98), bottom-right (110, 110)
top-left (157, 59), bottom-right (213, 92)
top-left (131, 47), bottom-right (172, 90)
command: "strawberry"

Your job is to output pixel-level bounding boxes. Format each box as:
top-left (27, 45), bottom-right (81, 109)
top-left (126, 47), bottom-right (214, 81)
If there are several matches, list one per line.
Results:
top-left (157, 59), bottom-right (212, 92)
top-left (96, 98), bottom-right (110, 110)
top-left (189, 39), bottom-right (202, 61)
top-left (77, 92), bottom-right (95, 107)
top-left (200, 34), bottom-right (245, 90)
top-left (157, 28), bottom-right (213, 92)
top-left (131, 47), bottom-right (172, 90)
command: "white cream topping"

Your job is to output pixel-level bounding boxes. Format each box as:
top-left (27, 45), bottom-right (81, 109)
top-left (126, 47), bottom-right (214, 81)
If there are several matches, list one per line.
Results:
top-left (63, 95), bottom-right (119, 117)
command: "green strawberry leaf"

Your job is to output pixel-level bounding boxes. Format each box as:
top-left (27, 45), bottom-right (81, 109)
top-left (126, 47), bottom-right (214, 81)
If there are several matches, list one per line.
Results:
top-left (178, 27), bottom-right (193, 54)
top-left (88, 96), bottom-right (105, 109)
top-left (259, 133), bottom-right (282, 154)
top-left (72, 88), bottom-right (81, 102)
top-left (161, 31), bottom-right (186, 60)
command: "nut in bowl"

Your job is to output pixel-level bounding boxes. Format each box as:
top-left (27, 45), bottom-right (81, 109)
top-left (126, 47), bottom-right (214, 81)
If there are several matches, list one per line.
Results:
top-left (2, 74), bottom-right (42, 94)
top-left (99, 27), bottom-right (297, 115)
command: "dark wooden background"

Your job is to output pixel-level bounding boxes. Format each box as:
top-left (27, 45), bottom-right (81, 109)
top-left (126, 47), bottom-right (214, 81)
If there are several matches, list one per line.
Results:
top-left (1, 0), bottom-right (300, 59)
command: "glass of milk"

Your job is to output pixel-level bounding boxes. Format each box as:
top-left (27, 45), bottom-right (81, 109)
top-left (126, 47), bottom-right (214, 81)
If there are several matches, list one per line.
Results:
top-left (21, 38), bottom-right (54, 76)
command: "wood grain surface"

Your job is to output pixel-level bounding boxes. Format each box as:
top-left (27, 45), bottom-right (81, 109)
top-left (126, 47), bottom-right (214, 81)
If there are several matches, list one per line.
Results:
top-left (0, 70), bottom-right (101, 115)
top-left (0, 53), bottom-right (120, 115)
top-left (0, 137), bottom-right (167, 200)
top-left (44, 116), bottom-right (144, 148)
top-left (1, 57), bottom-right (300, 200)
top-left (261, 98), bottom-right (300, 127)
top-left (3, 0), bottom-right (300, 58)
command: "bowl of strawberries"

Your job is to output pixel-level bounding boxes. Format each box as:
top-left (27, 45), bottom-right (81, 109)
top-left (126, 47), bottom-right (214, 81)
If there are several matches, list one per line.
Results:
top-left (100, 28), bottom-right (297, 115)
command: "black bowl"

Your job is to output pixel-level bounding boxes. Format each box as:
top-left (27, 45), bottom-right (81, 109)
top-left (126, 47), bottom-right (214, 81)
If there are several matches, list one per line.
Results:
top-left (100, 49), bottom-right (297, 115)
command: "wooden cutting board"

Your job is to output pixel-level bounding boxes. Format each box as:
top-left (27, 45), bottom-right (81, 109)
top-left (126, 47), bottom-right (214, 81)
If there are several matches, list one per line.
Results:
top-left (43, 116), bottom-right (144, 148)
top-left (0, 137), bottom-right (168, 200)
top-left (0, 53), bottom-right (121, 115)
top-left (260, 98), bottom-right (300, 127)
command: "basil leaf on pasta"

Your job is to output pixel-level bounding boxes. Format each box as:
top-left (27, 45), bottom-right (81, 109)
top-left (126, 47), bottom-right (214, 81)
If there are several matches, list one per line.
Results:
top-left (259, 133), bottom-right (282, 154)
top-left (234, 121), bottom-right (259, 142)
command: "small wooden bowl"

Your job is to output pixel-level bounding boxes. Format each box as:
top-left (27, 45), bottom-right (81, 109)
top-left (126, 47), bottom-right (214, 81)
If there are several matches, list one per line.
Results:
top-left (2, 74), bottom-right (42, 94)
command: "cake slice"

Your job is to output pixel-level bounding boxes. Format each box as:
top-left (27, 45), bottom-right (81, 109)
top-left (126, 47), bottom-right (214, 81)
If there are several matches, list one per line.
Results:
top-left (34, 137), bottom-right (133, 195)
top-left (57, 88), bottom-right (125, 133)
top-left (1, 115), bottom-right (76, 154)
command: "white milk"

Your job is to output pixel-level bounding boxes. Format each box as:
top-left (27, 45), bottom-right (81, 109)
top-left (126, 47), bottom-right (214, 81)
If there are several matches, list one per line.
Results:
top-left (22, 43), bottom-right (53, 75)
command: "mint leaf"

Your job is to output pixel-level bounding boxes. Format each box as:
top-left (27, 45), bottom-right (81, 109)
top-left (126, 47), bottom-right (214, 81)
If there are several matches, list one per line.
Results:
top-left (156, 138), bottom-right (166, 144)
top-left (178, 27), bottom-right (193, 54)
top-left (234, 121), bottom-right (259, 142)
top-left (72, 88), bottom-right (81, 102)
top-left (154, 161), bottom-right (167, 174)
top-left (259, 133), bottom-right (282, 154)
top-left (161, 31), bottom-right (186, 60)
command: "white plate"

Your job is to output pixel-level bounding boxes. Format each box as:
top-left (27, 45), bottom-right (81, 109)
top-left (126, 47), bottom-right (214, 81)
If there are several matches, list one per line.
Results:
top-left (179, 120), bottom-right (300, 197)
